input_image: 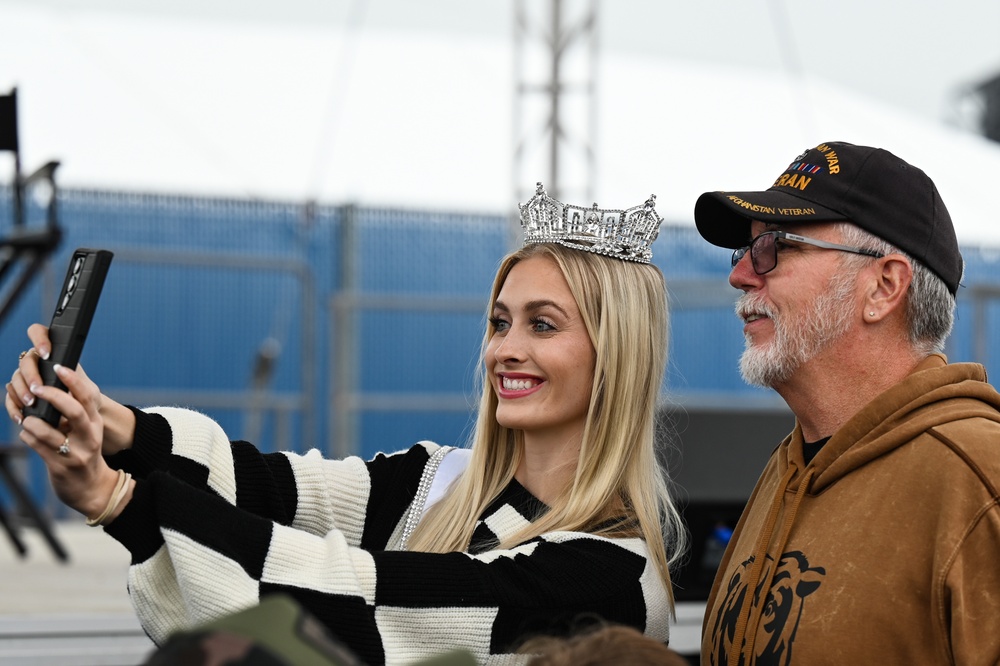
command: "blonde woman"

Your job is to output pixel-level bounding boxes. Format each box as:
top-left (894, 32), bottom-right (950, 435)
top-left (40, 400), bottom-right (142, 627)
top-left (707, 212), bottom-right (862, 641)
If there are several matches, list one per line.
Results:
top-left (7, 185), bottom-right (686, 665)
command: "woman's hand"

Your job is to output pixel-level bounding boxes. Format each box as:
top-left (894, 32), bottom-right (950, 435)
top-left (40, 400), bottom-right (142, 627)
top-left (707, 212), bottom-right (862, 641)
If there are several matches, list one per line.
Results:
top-left (15, 363), bottom-right (125, 520)
top-left (6, 323), bottom-right (136, 454)
top-left (5, 323), bottom-right (53, 422)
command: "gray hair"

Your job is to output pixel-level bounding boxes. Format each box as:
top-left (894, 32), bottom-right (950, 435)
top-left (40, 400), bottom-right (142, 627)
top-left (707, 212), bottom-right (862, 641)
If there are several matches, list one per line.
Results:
top-left (836, 223), bottom-right (958, 355)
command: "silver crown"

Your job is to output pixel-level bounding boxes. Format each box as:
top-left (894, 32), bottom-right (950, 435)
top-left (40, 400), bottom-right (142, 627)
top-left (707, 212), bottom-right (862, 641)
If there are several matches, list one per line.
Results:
top-left (518, 183), bottom-right (663, 263)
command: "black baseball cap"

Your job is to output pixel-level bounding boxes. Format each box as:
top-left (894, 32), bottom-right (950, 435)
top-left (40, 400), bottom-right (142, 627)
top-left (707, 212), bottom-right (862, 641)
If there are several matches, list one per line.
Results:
top-left (693, 141), bottom-right (963, 295)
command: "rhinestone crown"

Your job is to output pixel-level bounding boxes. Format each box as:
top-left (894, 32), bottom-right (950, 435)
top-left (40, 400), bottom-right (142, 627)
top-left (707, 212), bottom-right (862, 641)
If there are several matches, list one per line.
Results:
top-left (518, 183), bottom-right (663, 263)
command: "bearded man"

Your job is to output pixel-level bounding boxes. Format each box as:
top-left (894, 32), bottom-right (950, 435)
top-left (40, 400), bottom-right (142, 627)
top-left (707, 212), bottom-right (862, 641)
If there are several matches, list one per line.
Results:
top-left (692, 141), bottom-right (1000, 665)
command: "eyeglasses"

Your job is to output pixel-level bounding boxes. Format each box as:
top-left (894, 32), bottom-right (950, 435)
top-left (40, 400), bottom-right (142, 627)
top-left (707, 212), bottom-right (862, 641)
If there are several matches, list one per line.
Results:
top-left (732, 230), bottom-right (884, 275)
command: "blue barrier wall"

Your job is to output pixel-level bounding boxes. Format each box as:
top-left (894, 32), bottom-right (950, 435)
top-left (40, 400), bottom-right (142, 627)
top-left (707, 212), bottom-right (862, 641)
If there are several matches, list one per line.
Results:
top-left (2, 187), bottom-right (1000, 512)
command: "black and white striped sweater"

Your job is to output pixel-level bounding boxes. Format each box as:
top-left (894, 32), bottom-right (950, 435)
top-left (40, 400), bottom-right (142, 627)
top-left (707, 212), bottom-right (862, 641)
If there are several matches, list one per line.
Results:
top-left (103, 407), bottom-right (671, 665)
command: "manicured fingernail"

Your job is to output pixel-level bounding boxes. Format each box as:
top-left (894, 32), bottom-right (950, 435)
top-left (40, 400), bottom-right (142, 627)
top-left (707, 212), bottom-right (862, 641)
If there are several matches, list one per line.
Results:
top-left (54, 364), bottom-right (67, 377)
top-left (24, 392), bottom-right (34, 406)
top-left (39, 348), bottom-right (50, 360)
top-left (29, 383), bottom-right (42, 397)
top-left (13, 414), bottom-right (21, 425)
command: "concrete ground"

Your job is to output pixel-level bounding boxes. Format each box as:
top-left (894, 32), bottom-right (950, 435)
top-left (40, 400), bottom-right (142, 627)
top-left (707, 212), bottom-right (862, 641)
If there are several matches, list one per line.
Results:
top-left (0, 520), bottom-right (155, 665)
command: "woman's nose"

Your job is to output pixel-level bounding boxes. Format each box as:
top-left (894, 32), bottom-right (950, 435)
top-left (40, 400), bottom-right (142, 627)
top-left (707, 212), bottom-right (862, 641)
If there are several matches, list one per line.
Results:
top-left (494, 328), bottom-right (527, 363)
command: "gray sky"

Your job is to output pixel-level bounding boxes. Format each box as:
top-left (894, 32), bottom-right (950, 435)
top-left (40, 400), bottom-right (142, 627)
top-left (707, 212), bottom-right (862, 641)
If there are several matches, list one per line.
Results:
top-left (4, 0), bottom-right (1000, 244)
top-left (10, 0), bottom-right (996, 123)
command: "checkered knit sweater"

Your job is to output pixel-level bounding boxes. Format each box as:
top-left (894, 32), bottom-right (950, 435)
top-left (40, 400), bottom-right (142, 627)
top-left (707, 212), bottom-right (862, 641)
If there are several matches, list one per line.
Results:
top-left (103, 407), bottom-right (671, 665)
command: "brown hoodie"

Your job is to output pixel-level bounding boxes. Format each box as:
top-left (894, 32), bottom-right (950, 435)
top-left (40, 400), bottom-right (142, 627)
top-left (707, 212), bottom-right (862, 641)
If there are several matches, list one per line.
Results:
top-left (701, 355), bottom-right (1000, 665)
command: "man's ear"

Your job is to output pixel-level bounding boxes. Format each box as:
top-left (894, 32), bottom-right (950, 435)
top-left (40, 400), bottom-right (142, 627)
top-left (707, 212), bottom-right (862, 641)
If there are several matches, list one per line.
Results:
top-left (864, 254), bottom-right (912, 321)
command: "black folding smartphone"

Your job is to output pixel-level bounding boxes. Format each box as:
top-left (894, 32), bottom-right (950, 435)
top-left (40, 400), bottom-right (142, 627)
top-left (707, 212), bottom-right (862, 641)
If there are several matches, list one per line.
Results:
top-left (22, 248), bottom-right (114, 427)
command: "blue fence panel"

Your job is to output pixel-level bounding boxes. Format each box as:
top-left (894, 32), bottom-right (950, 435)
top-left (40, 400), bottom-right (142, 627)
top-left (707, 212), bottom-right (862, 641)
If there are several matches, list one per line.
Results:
top-left (2, 185), bottom-right (1000, 515)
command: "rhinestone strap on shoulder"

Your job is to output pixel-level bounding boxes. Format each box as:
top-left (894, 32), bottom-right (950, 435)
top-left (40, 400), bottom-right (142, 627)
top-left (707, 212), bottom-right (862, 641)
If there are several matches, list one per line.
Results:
top-left (398, 445), bottom-right (454, 550)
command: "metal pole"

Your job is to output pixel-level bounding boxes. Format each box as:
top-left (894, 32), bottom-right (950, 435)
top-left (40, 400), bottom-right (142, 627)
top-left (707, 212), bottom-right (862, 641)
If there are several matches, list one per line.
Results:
top-left (512, 0), bottom-right (597, 208)
top-left (972, 287), bottom-right (987, 366)
top-left (586, 0), bottom-right (597, 204)
top-left (332, 204), bottom-right (359, 458)
top-left (511, 0), bottom-right (526, 253)
top-left (549, 0), bottom-right (562, 200)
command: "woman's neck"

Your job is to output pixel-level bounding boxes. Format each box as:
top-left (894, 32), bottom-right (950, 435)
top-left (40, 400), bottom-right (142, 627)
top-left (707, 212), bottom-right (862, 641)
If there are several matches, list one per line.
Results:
top-left (514, 431), bottom-right (581, 504)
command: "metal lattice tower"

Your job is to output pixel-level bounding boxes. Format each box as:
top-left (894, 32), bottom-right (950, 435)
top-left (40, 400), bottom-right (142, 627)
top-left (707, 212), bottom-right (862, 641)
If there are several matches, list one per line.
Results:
top-left (512, 0), bottom-right (597, 243)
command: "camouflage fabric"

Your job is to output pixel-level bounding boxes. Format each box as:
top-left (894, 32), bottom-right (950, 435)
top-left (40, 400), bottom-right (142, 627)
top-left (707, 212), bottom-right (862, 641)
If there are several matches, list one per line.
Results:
top-left (143, 594), bottom-right (477, 666)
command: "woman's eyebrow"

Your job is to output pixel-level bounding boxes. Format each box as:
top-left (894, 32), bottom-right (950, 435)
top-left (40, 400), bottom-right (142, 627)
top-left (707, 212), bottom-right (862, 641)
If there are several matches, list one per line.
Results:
top-left (524, 299), bottom-right (568, 317)
top-left (492, 299), bottom-right (568, 317)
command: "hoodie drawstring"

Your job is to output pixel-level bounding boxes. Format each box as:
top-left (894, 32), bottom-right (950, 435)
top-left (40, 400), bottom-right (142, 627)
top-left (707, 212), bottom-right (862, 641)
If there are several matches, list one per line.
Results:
top-left (726, 464), bottom-right (815, 666)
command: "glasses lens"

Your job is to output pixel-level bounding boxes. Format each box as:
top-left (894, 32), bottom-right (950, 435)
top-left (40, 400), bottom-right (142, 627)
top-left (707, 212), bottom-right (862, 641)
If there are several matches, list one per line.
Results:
top-left (750, 232), bottom-right (777, 274)
top-left (731, 246), bottom-right (748, 268)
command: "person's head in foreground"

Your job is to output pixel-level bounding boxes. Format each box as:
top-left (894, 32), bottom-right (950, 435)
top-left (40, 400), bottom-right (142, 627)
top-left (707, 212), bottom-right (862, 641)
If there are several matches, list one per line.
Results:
top-left (519, 622), bottom-right (690, 666)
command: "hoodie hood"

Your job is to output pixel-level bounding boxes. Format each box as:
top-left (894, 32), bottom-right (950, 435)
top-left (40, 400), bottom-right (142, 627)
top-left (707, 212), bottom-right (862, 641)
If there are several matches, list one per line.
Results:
top-left (779, 354), bottom-right (1000, 494)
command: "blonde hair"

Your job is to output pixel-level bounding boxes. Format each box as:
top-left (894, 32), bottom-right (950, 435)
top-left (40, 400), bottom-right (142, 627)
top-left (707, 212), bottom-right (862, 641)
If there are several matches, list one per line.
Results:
top-left (407, 243), bottom-right (685, 605)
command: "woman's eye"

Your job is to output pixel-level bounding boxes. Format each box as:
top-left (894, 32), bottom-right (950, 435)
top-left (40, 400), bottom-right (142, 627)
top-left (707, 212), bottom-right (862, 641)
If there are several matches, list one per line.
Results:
top-left (531, 318), bottom-right (555, 333)
top-left (489, 317), bottom-right (510, 333)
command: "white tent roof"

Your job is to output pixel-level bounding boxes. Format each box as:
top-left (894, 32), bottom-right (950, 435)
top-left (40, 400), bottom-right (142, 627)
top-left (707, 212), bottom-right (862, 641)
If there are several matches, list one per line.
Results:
top-left (600, 54), bottom-right (1000, 249)
top-left (5, 5), bottom-right (1000, 247)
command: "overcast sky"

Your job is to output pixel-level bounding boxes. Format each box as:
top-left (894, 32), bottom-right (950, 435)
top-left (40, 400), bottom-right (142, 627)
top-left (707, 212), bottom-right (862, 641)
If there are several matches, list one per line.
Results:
top-left (12, 0), bottom-right (995, 123)
top-left (4, 0), bottom-right (1000, 243)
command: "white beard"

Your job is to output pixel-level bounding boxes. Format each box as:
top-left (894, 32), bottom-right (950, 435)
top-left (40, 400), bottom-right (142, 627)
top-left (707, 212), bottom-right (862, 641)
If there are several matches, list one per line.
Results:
top-left (737, 272), bottom-right (857, 388)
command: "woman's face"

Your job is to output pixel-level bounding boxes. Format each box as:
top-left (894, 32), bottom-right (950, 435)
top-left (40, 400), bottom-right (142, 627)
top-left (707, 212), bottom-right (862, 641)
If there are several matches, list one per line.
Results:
top-left (486, 254), bottom-right (597, 444)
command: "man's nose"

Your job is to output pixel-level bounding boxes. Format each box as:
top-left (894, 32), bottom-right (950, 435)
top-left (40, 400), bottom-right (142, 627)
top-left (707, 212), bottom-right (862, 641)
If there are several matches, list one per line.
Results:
top-left (729, 250), bottom-right (763, 292)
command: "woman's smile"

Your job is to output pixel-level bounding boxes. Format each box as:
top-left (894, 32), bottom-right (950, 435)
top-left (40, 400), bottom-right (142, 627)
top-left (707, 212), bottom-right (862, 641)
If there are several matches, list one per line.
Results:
top-left (497, 372), bottom-right (545, 397)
